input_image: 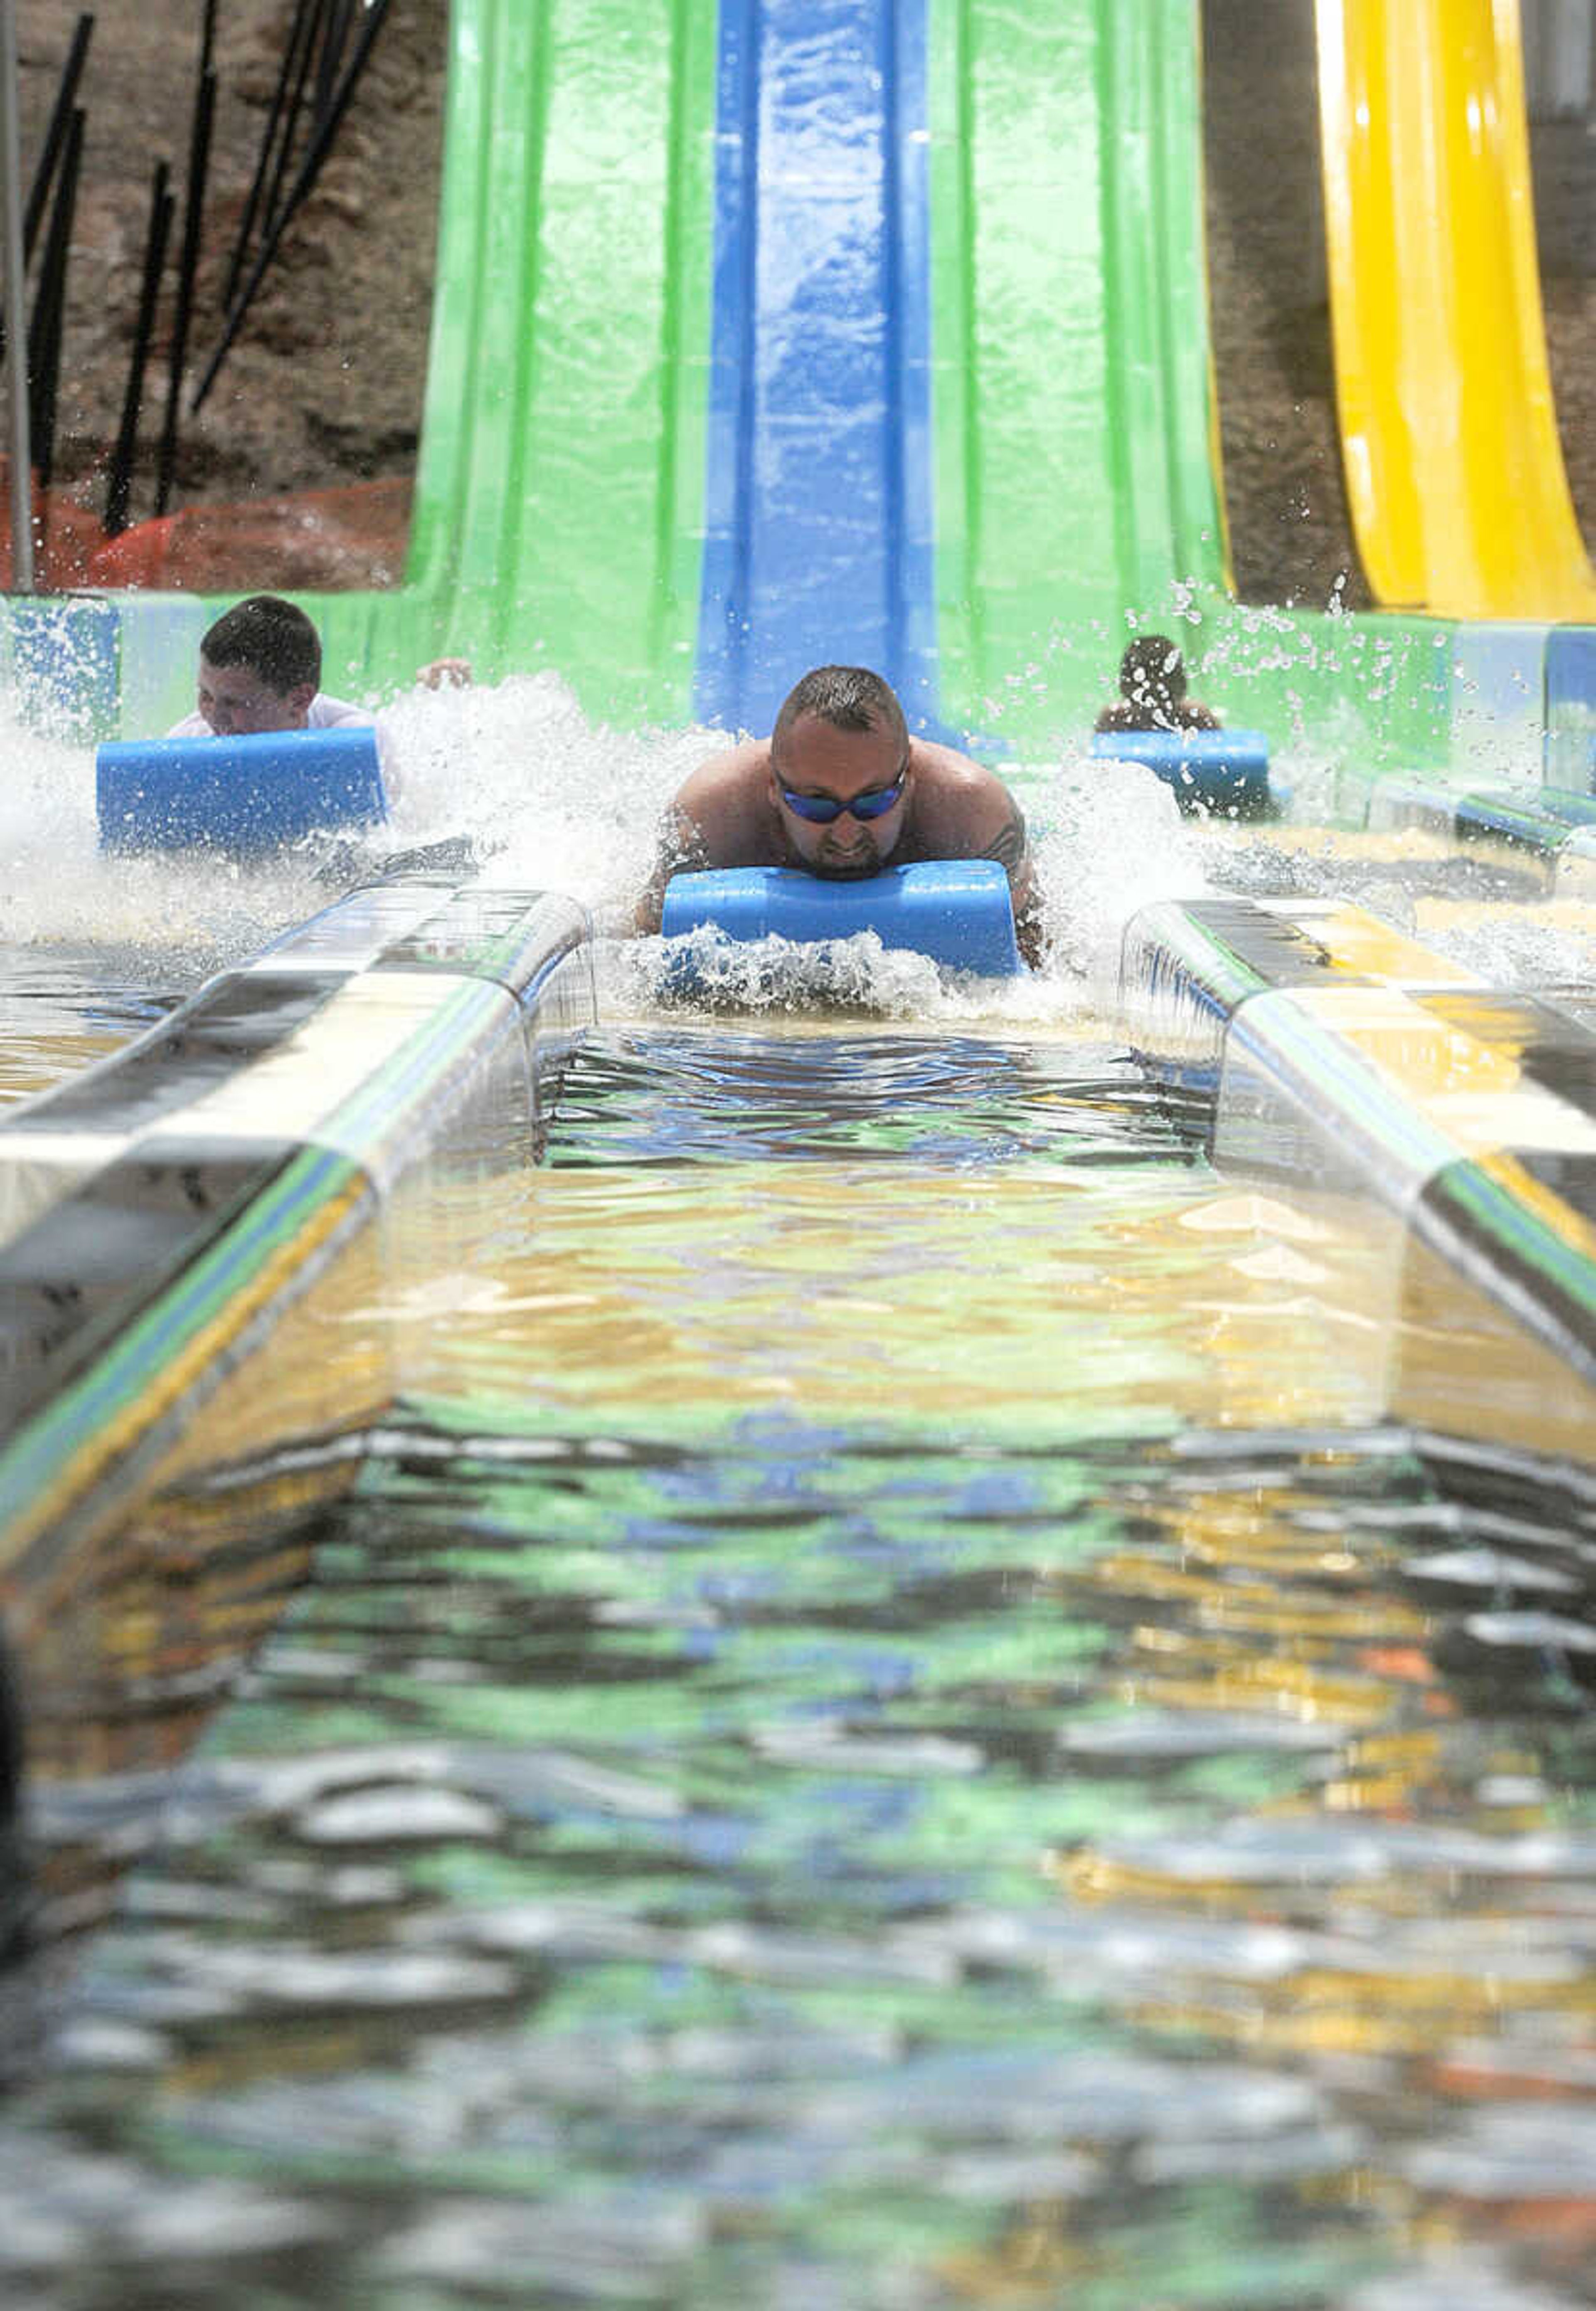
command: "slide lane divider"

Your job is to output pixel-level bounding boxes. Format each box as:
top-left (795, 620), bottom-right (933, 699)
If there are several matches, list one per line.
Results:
top-left (1121, 895), bottom-right (1596, 1464)
top-left (1366, 773), bottom-right (1596, 901)
top-left (0, 880), bottom-right (596, 1632)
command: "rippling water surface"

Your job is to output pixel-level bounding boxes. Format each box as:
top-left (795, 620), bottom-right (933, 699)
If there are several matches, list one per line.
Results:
top-left (0, 945), bottom-right (184, 1110)
top-left (5, 1017), bottom-right (1594, 2309)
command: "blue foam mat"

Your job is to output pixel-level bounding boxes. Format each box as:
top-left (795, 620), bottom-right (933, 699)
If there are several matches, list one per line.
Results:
top-left (661, 860), bottom-right (1023, 976)
top-left (1090, 728), bottom-right (1273, 817)
top-left (97, 727), bottom-right (387, 855)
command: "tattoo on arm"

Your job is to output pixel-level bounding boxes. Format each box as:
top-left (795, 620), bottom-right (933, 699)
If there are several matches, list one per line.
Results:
top-left (979, 805), bottom-right (1027, 879)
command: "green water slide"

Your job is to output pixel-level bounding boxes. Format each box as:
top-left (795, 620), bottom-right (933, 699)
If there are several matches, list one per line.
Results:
top-left (383, 0), bottom-right (716, 711)
top-left (227, 0), bottom-right (1237, 748)
top-left (929, 0), bottom-right (1231, 748)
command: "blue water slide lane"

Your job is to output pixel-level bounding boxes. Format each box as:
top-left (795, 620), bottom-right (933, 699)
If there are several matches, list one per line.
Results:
top-left (695, 0), bottom-right (942, 739)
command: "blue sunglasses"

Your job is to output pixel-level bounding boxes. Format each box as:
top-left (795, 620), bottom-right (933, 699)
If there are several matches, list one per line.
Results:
top-left (777, 765), bottom-right (908, 824)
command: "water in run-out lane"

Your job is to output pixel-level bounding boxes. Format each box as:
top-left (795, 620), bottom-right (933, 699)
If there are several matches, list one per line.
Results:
top-left (5, 1021), bottom-right (1594, 2309)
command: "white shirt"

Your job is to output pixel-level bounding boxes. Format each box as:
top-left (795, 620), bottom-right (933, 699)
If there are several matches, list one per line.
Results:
top-left (166, 692), bottom-right (375, 738)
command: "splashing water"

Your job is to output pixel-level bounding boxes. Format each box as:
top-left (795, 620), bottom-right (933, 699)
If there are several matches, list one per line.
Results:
top-left (17, 656), bottom-right (1586, 1020)
top-left (378, 670), bottom-right (712, 918)
top-left (0, 694), bottom-right (345, 969)
top-left (1020, 750), bottom-right (1209, 991)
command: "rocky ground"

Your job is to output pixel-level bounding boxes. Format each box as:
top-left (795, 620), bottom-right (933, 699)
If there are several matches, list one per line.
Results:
top-left (13, 0), bottom-right (446, 582)
top-left (9, 0), bottom-right (1595, 604)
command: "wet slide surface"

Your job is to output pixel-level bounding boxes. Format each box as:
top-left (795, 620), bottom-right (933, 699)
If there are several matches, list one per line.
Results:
top-left (94, 0), bottom-right (1413, 760)
top-left (929, 0), bottom-right (1228, 746)
top-left (691, 0), bottom-right (1229, 747)
top-left (318, 0), bottom-right (719, 722)
top-left (694, 0), bottom-right (939, 737)
top-left (1317, 0), bottom-right (1596, 620)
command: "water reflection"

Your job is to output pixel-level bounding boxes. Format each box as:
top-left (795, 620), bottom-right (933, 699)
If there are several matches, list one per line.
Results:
top-left (0, 944), bottom-right (187, 1110)
top-left (8, 1418), bottom-right (1594, 2308)
top-left (551, 1026), bottom-right (1194, 1168)
top-left (1, 1021), bottom-right (1592, 2306)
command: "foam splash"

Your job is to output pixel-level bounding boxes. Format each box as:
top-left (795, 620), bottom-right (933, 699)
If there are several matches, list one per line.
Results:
top-left (0, 694), bottom-right (323, 967)
top-left (603, 928), bottom-right (1105, 1027)
top-left (377, 669), bottom-right (710, 915)
top-left (1020, 749), bottom-right (1209, 993)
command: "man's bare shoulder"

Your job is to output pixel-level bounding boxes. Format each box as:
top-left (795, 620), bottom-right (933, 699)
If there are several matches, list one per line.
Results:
top-left (675, 736), bottom-right (771, 814)
top-left (657, 735), bottom-right (783, 876)
top-left (906, 735), bottom-right (995, 788)
top-left (638, 738), bottom-right (776, 930)
top-left (906, 737), bottom-right (1022, 836)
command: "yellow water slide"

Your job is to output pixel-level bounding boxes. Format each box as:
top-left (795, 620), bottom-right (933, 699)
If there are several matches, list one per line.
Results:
top-left (1316, 0), bottom-right (1596, 619)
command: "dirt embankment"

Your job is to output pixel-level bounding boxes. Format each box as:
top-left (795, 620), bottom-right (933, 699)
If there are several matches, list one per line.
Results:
top-left (9, 0), bottom-right (1595, 607)
top-left (13, 0), bottom-right (446, 587)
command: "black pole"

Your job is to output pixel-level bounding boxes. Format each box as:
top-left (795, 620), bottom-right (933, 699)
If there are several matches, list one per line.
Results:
top-left (103, 160), bottom-right (172, 536)
top-left (154, 62), bottom-right (214, 516)
top-left (0, 0), bottom-right (34, 589)
top-left (270, 0), bottom-right (389, 244)
top-left (221, 0), bottom-right (322, 311)
top-left (0, 6), bottom-right (90, 377)
top-left (25, 104), bottom-right (81, 494)
top-left (313, 0), bottom-right (354, 131)
top-left (224, 0), bottom-right (326, 310)
top-left (199, 0), bottom-right (217, 81)
top-left (257, 0), bottom-right (332, 246)
top-left (193, 0), bottom-right (392, 414)
top-left (22, 12), bottom-right (91, 264)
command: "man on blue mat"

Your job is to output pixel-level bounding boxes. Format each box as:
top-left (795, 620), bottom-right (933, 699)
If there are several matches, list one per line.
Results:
top-left (1094, 634), bottom-right (1220, 736)
top-left (167, 594), bottom-right (469, 738)
top-left (638, 665), bottom-right (1043, 965)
